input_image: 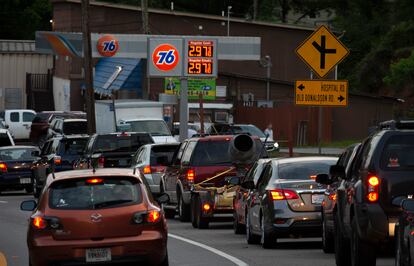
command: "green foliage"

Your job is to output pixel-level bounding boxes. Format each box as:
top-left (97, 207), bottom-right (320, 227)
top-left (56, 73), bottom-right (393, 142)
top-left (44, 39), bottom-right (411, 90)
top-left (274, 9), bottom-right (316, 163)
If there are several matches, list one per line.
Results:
top-left (384, 50), bottom-right (414, 87)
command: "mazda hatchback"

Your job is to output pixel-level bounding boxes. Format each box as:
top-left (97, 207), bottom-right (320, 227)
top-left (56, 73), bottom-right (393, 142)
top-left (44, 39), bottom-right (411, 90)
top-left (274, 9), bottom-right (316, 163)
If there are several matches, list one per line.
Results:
top-left (21, 168), bottom-right (169, 266)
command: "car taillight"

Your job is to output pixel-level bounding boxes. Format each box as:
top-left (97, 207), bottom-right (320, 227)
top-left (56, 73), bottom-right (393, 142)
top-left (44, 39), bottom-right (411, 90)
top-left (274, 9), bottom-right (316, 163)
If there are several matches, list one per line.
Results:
top-left (0, 163), bottom-right (7, 173)
top-left (31, 216), bottom-right (61, 230)
top-left (270, 189), bottom-right (299, 200)
top-left (328, 193), bottom-right (337, 201)
top-left (86, 178), bottom-right (104, 184)
top-left (186, 169), bottom-right (195, 183)
top-left (367, 175), bottom-right (380, 203)
top-left (143, 165), bottom-right (151, 174)
top-left (53, 156), bottom-right (62, 165)
top-left (98, 156), bottom-right (105, 168)
top-left (133, 210), bottom-right (161, 224)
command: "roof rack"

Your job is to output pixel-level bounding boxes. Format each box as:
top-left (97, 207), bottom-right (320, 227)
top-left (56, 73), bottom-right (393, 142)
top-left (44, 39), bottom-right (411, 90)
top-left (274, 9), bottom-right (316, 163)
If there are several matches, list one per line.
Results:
top-left (379, 120), bottom-right (414, 130)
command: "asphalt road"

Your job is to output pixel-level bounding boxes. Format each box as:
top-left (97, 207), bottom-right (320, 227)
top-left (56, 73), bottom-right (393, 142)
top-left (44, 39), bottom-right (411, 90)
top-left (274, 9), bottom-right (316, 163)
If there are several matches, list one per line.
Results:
top-left (0, 192), bottom-right (394, 266)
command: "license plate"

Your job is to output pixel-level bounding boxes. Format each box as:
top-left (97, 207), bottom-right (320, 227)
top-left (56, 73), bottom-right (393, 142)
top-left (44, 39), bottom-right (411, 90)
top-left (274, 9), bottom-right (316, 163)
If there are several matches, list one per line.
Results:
top-left (85, 248), bottom-right (111, 263)
top-left (311, 194), bottom-right (324, 204)
top-left (20, 178), bottom-right (31, 184)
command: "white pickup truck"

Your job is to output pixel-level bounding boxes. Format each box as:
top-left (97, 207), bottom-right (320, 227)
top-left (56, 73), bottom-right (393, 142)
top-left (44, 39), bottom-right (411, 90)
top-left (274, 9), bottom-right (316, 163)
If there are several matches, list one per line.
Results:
top-left (0, 109), bottom-right (36, 140)
top-left (95, 100), bottom-right (177, 144)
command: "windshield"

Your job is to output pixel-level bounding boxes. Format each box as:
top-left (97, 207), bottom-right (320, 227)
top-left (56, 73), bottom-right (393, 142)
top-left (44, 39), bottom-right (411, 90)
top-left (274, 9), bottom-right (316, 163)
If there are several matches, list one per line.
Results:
top-left (380, 135), bottom-right (414, 170)
top-left (277, 160), bottom-right (337, 180)
top-left (237, 125), bottom-right (266, 138)
top-left (128, 120), bottom-right (172, 136)
top-left (95, 134), bottom-right (154, 153)
top-left (150, 145), bottom-right (179, 166)
top-left (63, 121), bottom-right (87, 135)
top-left (0, 148), bottom-right (38, 161)
top-left (49, 177), bottom-right (142, 210)
top-left (58, 138), bottom-right (88, 156)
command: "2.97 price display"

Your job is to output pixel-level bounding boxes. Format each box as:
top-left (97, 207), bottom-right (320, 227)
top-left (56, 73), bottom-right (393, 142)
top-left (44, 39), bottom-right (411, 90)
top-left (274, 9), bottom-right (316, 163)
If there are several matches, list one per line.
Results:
top-left (188, 41), bottom-right (214, 57)
top-left (187, 58), bottom-right (213, 75)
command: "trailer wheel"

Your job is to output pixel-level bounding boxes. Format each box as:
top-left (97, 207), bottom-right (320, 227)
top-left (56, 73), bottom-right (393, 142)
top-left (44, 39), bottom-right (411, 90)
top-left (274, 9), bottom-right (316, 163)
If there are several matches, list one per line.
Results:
top-left (195, 196), bottom-right (209, 229)
top-left (191, 194), bottom-right (198, 228)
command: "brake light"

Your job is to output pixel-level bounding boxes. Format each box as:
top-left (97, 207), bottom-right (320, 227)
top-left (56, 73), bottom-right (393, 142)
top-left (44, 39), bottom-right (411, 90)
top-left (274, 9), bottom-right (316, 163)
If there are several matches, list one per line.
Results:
top-left (147, 210), bottom-right (161, 223)
top-left (0, 163), bottom-right (7, 173)
top-left (203, 203), bottom-right (211, 212)
top-left (32, 217), bottom-right (47, 229)
top-left (328, 193), bottom-right (337, 201)
top-left (53, 156), bottom-right (62, 165)
top-left (270, 189), bottom-right (299, 200)
top-left (367, 175), bottom-right (380, 203)
top-left (143, 165), bottom-right (151, 174)
top-left (98, 156), bottom-right (105, 168)
top-left (186, 169), bottom-right (195, 182)
top-left (86, 178), bottom-right (104, 184)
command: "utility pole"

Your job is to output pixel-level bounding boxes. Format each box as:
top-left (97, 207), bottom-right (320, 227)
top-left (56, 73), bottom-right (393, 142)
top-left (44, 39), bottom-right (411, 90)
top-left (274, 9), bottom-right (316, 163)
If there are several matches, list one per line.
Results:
top-left (81, 0), bottom-right (96, 134)
top-left (141, 0), bottom-right (151, 99)
top-left (253, 0), bottom-right (258, 20)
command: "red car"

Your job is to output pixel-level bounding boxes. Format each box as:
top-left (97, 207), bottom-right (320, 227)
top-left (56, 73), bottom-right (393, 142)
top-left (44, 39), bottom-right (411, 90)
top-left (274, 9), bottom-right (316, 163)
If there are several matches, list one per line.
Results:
top-left (21, 168), bottom-right (169, 266)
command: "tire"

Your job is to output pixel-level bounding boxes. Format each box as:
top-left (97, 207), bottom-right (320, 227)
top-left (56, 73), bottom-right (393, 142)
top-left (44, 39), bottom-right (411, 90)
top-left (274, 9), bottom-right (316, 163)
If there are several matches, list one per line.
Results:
top-left (322, 214), bottom-right (335, 253)
top-left (246, 211), bottom-right (260, 244)
top-left (33, 178), bottom-right (41, 198)
top-left (191, 195), bottom-right (198, 228)
top-left (156, 251), bottom-right (169, 266)
top-left (260, 214), bottom-right (276, 249)
top-left (178, 194), bottom-right (191, 222)
top-left (334, 214), bottom-right (351, 266)
top-left (195, 196), bottom-right (209, 229)
top-left (233, 211), bottom-right (246, 235)
top-left (350, 218), bottom-right (376, 266)
top-left (395, 224), bottom-right (410, 266)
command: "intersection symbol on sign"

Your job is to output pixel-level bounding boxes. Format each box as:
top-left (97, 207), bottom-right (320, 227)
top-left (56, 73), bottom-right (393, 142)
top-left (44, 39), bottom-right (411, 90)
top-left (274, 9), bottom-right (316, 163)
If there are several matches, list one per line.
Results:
top-left (296, 25), bottom-right (349, 78)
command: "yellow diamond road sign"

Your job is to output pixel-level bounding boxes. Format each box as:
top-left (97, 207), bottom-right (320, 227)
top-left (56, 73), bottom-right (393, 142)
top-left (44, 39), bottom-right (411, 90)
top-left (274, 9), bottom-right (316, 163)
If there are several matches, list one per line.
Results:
top-left (295, 80), bottom-right (348, 107)
top-left (296, 25), bottom-right (349, 78)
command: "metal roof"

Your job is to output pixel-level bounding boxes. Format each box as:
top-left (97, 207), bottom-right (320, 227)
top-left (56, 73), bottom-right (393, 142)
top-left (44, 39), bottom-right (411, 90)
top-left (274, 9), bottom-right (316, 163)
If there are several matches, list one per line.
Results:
top-left (0, 40), bottom-right (36, 53)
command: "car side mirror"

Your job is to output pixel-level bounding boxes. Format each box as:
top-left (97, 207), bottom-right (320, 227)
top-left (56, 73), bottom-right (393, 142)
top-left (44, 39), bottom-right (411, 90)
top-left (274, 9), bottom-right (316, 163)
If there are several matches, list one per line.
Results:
top-left (316, 173), bottom-right (332, 185)
top-left (20, 200), bottom-right (37, 211)
top-left (157, 193), bottom-right (170, 205)
top-left (329, 165), bottom-right (347, 180)
top-left (241, 180), bottom-right (255, 190)
top-left (402, 199), bottom-right (414, 212)
top-left (226, 176), bottom-right (240, 186)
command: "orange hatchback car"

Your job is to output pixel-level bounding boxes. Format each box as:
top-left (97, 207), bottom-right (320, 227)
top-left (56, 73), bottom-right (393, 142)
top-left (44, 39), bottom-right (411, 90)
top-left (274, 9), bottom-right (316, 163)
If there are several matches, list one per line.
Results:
top-left (21, 168), bottom-right (169, 266)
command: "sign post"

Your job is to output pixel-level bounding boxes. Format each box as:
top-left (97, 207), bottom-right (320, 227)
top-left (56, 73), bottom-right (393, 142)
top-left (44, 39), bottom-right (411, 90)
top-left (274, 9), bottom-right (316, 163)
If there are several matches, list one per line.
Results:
top-left (295, 25), bottom-right (349, 153)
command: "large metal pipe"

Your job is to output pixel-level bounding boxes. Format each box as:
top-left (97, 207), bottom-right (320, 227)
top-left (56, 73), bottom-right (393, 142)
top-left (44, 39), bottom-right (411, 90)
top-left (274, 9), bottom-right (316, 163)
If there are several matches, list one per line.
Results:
top-left (229, 134), bottom-right (256, 165)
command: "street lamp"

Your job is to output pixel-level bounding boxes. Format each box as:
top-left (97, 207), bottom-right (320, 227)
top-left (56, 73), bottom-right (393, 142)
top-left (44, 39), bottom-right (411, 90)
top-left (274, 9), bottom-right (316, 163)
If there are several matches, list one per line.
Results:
top-left (259, 55), bottom-right (272, 101)
top-left (227, 6), bottom-right (232, 36)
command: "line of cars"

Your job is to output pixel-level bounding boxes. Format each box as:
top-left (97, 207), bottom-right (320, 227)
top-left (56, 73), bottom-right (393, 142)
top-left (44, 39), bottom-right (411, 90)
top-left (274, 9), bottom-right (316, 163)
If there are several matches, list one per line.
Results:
top-left (315, 120), bottom-right (414, 266)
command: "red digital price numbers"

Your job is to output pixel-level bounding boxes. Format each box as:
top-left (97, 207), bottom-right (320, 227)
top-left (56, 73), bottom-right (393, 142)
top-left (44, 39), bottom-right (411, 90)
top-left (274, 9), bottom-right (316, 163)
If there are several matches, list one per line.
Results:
top-left (187, 58), bottom-right (213, 75)
top-left (188, 40), bottom-right (214, 58)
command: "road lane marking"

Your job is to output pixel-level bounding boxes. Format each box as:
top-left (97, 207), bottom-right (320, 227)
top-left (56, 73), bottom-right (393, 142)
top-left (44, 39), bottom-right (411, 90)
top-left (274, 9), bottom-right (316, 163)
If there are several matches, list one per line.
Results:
top-left (168, 233), bottom-right (248, 266)
top-left (0, 252), bottom-right (7, 266)
top-left (0, 201), bottom-right (8, 204)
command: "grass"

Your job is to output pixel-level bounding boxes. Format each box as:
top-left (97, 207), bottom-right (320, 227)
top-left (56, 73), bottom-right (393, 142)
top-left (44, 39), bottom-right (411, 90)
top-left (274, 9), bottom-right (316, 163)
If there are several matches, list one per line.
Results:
top-left (320, 139), bottom-right (361, 148)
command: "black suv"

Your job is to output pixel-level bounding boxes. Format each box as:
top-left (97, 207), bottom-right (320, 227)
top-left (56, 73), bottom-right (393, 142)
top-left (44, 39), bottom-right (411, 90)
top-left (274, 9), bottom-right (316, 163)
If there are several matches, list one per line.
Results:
top-left (333, 120), bottom-right (414, 266)
top-left (74, 132), bottom-right (154, 169)
top-left (31, 135), bottom-right (89, 197)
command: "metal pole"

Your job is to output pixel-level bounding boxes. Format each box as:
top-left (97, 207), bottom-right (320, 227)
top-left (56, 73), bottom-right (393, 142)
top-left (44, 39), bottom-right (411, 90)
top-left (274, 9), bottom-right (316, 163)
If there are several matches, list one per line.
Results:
top-left (81, 0), bottom-right (96, 134)
top-left (227, 6), bottom-right (232, 36)
top-left (179, 78), bottom-right (188, 142)
top-left (141, 0), bottom-right (151, 99)
top-left (199, 93), bottom-right (205, 135)
top-left (318, 107), bottom-right (322, 155)
top-left (266, 56), bottom-right (271, 101)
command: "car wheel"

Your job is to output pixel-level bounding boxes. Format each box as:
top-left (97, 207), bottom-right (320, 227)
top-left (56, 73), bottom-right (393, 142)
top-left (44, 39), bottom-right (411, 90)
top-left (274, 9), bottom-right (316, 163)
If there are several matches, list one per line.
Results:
top-left (157, 251), bottom-right (169, 266)
top-left (396, 224), bottom-right (410, 266)
top-left (191, 195), bottom-right (198, 228)
top-left (233, 211), bottom-right (246, 235)
top-left (195, 196), bottom-right (209, 229)
top-left (260, 214), bottom-right (276, 249)
top-left (246, 211), bottom-right (260, 244)
top-left (322, 213), bottom-right (335, 253)
top-left (350, 218), bottom-right (376, 266)
top-left (334, 214), bottom-right (351, 266)
top-left (178, 194), bottom-right (191, 222)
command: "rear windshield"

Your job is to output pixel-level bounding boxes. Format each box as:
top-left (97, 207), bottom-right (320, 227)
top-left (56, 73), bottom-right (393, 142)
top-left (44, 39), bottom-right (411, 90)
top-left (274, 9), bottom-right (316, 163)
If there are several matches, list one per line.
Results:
top-left (128, 120), bottom-right (172, 136)
top-left (277, 160), bottom-right (337, 180)
top-left (0, 148), bottom-right (38, 160)
top-left (58, 138), bottom-right (88, 156)
top-left (150, 145), bottom-right (179, 166)
top-left (191, 139), bottom-right (265, 166)
top-left (94, 134), bottom-right (154, 153)
top-left (32, 113), bottom-right (50, 123)
top-left (49, 178), bottom-right (142, 210)
top-left (380, 135), bottom-right (414, 170)
top-left (63, 121), bottom-right (87, 135)
top-left (0, 133), bottom-right (12, 147)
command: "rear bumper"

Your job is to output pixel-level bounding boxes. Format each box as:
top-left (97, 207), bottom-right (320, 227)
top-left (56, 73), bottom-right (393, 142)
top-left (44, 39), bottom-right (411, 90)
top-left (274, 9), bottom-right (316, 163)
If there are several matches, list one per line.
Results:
top-left (0, 172), bottom-right (32, 190)
top-left (267, 210), bottom-right (322, 238)
top-left (29, 231), bottom-right (167, 266)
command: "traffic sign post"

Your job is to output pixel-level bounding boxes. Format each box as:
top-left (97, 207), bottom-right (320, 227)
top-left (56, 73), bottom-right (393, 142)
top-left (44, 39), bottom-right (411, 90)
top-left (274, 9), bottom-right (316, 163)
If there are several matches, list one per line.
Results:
top-left (296, 25), bottom-right (349, 78)
top-left (295, 80), bottom-right (348, 107)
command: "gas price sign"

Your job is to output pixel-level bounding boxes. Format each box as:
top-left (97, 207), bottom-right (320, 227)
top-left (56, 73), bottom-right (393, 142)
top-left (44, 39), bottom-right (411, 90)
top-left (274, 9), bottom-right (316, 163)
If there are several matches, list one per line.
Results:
top-left (184, 39), bottom-right (217, 77)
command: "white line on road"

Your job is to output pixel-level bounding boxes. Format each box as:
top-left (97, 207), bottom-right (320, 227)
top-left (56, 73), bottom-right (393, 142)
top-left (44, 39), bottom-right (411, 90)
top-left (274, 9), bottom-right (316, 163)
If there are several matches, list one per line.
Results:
top-left (0, 201), bottom-right (7, 204)
top-left (168, 233), bottom-right (248, 266)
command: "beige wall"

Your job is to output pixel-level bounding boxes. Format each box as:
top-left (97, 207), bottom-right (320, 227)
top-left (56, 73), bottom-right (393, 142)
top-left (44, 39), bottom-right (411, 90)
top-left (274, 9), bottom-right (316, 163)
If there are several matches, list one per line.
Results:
top-left (0, 53), bottom-right (53, 109)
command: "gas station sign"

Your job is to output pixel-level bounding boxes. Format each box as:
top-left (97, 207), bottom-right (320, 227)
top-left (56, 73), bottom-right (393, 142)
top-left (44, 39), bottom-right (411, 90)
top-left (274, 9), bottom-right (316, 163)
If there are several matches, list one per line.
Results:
top-left (148, 38), bottom-right (183, 77)
top-left (184, 39), bottom-right (217, 78)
